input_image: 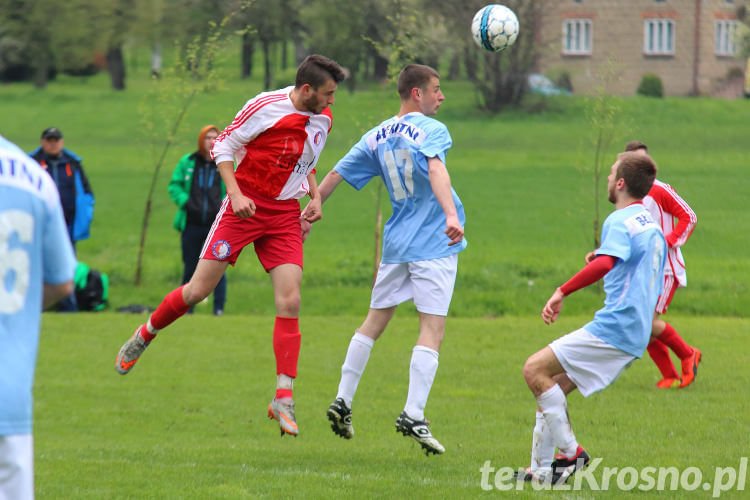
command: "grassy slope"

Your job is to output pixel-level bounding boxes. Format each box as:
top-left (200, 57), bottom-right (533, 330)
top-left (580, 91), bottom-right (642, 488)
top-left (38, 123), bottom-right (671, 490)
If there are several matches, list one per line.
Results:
top-left (1, 67), bottom-right (748, 317)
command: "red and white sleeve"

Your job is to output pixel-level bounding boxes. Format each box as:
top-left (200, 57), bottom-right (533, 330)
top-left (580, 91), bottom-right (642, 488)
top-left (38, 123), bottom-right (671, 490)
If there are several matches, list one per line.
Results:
top-left (650, 183), bottom-right (697, 248)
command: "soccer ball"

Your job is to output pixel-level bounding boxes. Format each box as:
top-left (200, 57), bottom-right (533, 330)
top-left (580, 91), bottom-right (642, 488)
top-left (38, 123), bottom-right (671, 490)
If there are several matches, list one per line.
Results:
top-left (471, 4), bottom-right (519, 52)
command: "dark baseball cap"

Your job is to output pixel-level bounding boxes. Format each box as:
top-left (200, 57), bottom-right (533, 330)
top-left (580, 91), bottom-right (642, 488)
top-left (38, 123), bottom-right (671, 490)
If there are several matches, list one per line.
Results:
top-left (41, 127), bottom-right (63, 139)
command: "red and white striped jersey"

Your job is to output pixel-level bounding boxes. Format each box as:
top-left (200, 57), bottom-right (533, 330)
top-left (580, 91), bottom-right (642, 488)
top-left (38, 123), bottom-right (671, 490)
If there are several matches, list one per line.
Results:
top-left (642, 179), bottom-right (697, 287)
top-left (211, 86), bottom-right (332, 200)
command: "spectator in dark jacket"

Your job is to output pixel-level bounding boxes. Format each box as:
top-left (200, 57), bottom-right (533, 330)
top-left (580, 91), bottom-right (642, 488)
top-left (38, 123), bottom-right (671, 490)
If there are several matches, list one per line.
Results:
top-left (30, 127), bottom-right (95, 312)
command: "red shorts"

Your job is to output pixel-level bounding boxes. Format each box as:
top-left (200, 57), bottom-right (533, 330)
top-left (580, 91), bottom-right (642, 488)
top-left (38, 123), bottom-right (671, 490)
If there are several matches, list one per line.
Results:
top-left (200, 190), bottom-right (303, 272)
top-left (655, 274), bottom-right (679, 314)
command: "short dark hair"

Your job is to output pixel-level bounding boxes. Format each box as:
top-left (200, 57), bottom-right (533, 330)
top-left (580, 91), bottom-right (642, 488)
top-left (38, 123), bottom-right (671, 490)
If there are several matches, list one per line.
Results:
top-left (616, 152), bottom-right (657, 199)
top-left (295, 54), bottom-right (346, 89)
top-left (624, 140), bottom-right (648, 154)
top-left (397, 64), bottom-right (440, 100)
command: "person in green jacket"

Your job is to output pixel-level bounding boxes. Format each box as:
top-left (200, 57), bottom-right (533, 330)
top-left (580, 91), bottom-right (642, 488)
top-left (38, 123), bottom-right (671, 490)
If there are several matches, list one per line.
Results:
top-left (168, 125), bottom-right (227, 315)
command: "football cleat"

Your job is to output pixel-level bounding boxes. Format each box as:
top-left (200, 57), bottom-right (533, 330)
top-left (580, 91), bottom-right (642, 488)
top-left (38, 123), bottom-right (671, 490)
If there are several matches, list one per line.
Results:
top-left (513, 466), bottom-right (534, 482)
top-left (268, 397), bottom-right (298, 437)
top-left (326, 398), bottom-right (354, 439)
top-left (678, 348), bottom-right (702, 388)
top-left (655, 377), bottom-right (681, 389)
top-left (115, 326), bottom-right (151, 375)
top-left (395, 411), bottom-right (445, 456)
top-left (549, 445), bottom-right (590, 484)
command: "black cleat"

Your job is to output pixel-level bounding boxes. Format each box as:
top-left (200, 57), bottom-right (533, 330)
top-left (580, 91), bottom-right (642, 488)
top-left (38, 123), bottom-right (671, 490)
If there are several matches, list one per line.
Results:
top-left (395, 411), bottom-right (445, 455)
top-left (326, 398), bottom-right (354, 439)
top-left (549, 446), bottom-right (590, 483)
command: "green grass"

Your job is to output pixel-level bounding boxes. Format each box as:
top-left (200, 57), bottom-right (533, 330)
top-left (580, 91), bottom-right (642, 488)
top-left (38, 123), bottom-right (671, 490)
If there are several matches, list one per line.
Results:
top-left (3, 53), bottom-right (749, 498)
top-left (35, 312), bottom-right (749, 498)
top-left (1, 65), bottom-right (748, 317)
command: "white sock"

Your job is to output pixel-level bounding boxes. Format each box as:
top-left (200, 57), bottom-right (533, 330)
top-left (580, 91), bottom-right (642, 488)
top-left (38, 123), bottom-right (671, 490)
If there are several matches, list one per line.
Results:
top-left (530, 410), bottom-right (555, 470)
top-left (145, 318), bottom-right (159, 335)
top-left (403, 345), bottom-right (439, 421)
top-left (277, 374), bottom-right (294, 390)
top-left (536, 384), bottom-right (578, 458)
top-left (336, 332), bottom-right (374, 407)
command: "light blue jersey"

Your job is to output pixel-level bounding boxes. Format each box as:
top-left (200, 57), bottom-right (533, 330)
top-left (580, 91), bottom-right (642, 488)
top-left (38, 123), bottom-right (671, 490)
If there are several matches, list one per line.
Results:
top-left (585, 203), bottom-right (666, 358)
top-left (334, 112), bottom-right (467, 263)
top-left (0, 135), bottom-right (76, 435)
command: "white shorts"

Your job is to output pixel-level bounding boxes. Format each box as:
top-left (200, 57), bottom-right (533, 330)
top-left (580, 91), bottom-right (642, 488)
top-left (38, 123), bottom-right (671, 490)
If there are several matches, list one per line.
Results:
top-left (0, 434), bottom-right (34, 500)
top-left (370, 254), bottom-right (458, 316)
top-left (549, 329), bottom-right (636, 397)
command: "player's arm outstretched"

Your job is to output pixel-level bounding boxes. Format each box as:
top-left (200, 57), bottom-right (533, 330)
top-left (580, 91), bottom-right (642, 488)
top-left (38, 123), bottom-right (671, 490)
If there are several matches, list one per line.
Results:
top-left (542, 254), bottom-right (618, 324)
top-left (427, 157), bottom-right (463, 246)
top-left (300, 171), bottom-right (322, 241)
top-left (300, 169), bottom-right (344, 221)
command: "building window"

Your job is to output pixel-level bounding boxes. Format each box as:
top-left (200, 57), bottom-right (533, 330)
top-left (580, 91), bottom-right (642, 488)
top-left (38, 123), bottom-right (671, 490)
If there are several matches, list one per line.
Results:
top-left (715, 20), bottom-right (737, 56)
top-left (644, 19), bottom-right (675, 55)
top-left (563, 19), bottom-right (593, 55)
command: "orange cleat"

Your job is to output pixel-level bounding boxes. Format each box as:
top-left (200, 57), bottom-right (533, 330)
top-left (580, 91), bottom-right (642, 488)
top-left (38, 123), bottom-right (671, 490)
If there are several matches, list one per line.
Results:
top-left (268, 398), bottom-right (298, 437)
top-left (655, 377), bottom-right (681, 389)
top-left (678, 348), bottom-right (702, 388)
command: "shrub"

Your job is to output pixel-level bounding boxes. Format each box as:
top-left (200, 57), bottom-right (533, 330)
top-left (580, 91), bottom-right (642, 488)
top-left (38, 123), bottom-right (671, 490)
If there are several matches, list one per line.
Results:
top-left (637, 73), bottom-right (664, 97)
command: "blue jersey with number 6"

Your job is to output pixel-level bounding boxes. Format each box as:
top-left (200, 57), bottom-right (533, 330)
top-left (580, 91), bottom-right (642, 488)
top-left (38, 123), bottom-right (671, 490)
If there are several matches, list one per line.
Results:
top-left (333, 112), bottom-right (467, 263)
top-left (0, 135), bottom-right (76, 435)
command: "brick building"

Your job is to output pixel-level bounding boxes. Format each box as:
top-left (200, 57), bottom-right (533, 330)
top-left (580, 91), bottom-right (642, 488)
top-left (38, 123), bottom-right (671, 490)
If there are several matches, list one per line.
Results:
top-left (536, 0), bottom-right (748, 96)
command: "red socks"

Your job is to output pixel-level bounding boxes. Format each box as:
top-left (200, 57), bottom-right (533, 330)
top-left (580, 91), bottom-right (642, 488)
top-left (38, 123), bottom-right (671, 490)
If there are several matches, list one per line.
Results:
top-left (273, 316), bottom-right (301, 398)
top-left (648, 323), bottom-right (694, 380)
top-left (657, 323), bottom-right (693, 360)
top-left (276, 388), bottom-right (293, 399)
top-left (138, 286), bottom-right (190, 342)
top-left (647, 338), bottom-right (679, 379)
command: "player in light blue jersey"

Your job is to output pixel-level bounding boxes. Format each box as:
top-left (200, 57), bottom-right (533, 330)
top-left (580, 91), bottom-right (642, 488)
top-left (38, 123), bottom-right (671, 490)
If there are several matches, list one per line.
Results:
top-left (517, 152), bottom-right (666, 484)
top-left (301, 64), bottom-right (465, 455)
top-left (0, 134), bottom-right (76, 499)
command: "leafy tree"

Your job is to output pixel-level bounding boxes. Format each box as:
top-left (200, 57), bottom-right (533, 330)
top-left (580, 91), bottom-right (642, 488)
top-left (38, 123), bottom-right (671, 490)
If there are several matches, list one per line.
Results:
top-left (433, 0), bottom-right (545, 113)
top-left (134, 11), bottom-right (240, 285)
top-left (0, 0), bottom-right (57, 87)
top-left (234, 0), bottom-right (291, 89)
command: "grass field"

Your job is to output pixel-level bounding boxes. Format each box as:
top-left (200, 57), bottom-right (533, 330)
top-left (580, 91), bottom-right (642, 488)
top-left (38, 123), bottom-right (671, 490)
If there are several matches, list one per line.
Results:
top-left (2, 47), bottom-right (749, 498)
top-left (36, 313), bottom-right (749, 498)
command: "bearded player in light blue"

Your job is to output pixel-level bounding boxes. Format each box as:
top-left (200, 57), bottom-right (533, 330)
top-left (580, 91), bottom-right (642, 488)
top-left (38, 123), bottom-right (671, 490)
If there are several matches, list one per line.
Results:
top-left (1, 134), bottom-right (76, 499)
top-left (301, 64), bottom-right (466, 455)
top-left (518, 152), bottom-right (666, 484)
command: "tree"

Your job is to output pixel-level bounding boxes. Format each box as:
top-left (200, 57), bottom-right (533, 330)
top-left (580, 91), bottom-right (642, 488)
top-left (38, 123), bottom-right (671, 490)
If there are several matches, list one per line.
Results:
top-left (0, 0), bottom-right (57, 87)
top-left (584, 59), bottom-right (627, 250)
top-left (433, 0), bottom-right (545, 113)
top-left (134, 11), bottom-right (240, 285)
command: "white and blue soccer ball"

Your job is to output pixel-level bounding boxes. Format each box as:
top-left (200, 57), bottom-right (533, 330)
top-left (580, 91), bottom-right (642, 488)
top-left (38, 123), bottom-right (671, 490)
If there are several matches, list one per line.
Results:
top-left (471, 4), bottom-right (519, 52)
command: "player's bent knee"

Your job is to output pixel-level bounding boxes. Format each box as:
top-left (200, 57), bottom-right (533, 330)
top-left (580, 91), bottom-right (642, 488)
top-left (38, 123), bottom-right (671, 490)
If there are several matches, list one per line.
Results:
top-left (182, 284), bottom-right (211, 305)
top-left (522, 357), bottom-right (539, 386)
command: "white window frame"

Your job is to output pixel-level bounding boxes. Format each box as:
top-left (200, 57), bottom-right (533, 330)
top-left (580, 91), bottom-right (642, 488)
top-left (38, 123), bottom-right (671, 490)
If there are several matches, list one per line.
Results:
top-left (715, 20), bottom-right (737, 56)
top-left (562, 19), bottom-right (593, 55)
top-left (643, 18), bottom-right (675, 55)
